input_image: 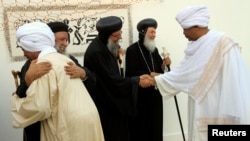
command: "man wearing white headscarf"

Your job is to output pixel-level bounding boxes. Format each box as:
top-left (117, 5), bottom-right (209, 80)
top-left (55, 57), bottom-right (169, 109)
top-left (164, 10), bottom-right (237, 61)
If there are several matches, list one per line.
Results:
top-left (11, 22), bottom-right (104, 141)
top-left (150, 5), bottom-right (250, 141)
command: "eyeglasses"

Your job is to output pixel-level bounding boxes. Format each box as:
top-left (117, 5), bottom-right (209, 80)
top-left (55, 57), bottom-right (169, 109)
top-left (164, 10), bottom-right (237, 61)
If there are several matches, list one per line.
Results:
top-left (111, 31), bottom-right (122, 39)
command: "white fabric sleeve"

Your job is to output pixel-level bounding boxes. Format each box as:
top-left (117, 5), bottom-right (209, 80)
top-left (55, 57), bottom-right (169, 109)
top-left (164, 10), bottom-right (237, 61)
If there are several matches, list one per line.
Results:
top-left (155, 74), bottom-right (180, 99)
top-left (11, 72), bottom-right (53, 128)
top-left (219, 47), bottom-right (250, 123)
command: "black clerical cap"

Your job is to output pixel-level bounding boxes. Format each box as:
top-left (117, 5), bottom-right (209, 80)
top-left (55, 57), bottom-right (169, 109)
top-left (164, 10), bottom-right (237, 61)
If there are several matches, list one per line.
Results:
top-left (96, 16), bottom-right (122, 44)
top-left (96, 16), bottom-right (122, 35)
top-left (137, 18), bottom-right (157, 34)
top-left (47, 21), bottom-right (69, 33)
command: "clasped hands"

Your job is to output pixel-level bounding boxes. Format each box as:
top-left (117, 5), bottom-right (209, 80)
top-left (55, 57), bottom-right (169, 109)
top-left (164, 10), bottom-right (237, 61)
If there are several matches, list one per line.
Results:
top-left (139, 72), bottom-right (159, 88)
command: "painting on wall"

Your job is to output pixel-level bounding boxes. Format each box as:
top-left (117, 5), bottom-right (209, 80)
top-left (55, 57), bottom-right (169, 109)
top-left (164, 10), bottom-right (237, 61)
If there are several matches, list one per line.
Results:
top-left (3, 4), bottom-right (132, 61)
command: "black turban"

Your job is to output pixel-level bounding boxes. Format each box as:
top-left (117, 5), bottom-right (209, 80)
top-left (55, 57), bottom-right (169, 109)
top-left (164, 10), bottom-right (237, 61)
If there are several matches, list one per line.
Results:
top-left (137, 18), bottom-right (157, 43)
top-left (96, 16), bottom-right (122, 45)
top-left (137, 18), bottom-right (157, 34)
top-left (47, 21), bottom-right (69, 33)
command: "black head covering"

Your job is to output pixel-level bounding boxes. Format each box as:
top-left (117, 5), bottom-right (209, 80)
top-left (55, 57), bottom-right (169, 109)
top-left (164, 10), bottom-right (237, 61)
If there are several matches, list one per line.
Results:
top-left (96, 16), bottom-right (122, 45)
top-left (137, 18), bottom-right (157, 34)
top-left (47, 21), bottom-right (69, 33)
top-left (137, 18), bottom-right (157, 43)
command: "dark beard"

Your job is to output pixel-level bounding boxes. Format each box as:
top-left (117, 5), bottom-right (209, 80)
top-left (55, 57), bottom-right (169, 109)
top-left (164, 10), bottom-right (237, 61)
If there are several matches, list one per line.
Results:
top-left (107, 39), bottom-right (120, 58)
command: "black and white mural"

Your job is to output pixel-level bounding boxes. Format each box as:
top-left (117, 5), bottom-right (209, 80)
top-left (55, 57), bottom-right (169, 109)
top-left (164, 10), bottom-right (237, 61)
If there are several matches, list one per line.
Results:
top-left (4, 4), bottom-right (132, 61)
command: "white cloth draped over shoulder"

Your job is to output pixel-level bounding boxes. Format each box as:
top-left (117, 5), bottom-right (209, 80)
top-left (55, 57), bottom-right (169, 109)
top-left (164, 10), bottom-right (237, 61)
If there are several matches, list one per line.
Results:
top-left (155, 30), bottom-right (250, 141)
top-left (156, 30), bottom-right (223, 98)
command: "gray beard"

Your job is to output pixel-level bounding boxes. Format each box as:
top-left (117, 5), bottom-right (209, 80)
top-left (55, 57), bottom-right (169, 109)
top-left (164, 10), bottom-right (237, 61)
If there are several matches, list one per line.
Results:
top-left (107, 39), bottom-right (120, 58)
top-left (143, 36), bottom-right (156, 53)
top-left (55, 45), bottom-right (69, 56)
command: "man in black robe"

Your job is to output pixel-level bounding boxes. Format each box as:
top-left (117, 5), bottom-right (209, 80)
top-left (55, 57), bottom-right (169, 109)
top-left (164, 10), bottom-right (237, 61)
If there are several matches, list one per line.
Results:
top-left (125, 18), bottom-right (171, 141)
top-left (84, 16), bottom-right (152, 141)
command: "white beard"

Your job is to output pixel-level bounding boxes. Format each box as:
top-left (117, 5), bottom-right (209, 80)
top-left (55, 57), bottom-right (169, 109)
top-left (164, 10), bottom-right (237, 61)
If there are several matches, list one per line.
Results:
top-left (55, 45), bottom-right (69, 56)
top-left (107, 39), bottom-right (120, 58)
top-left (143, 36), bottom-right (156, 53)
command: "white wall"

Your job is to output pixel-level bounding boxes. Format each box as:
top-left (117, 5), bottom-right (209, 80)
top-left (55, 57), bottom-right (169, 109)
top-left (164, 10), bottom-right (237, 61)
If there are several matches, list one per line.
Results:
top-left (1, 0), bottom-right (250, 141)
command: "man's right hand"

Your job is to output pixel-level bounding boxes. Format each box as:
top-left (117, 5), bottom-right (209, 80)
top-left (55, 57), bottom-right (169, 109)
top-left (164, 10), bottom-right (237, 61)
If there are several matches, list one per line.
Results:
top-left (25, 60), bottom-right (52, 86)
top-left (139, 74), bottom-right (154, 88)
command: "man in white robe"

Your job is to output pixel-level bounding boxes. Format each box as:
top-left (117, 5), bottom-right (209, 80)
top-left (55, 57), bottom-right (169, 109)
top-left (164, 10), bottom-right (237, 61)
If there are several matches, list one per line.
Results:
top-left (151, 5), bottom-right (250, 141)
top-left (11, 22), bottom-right (104, 141)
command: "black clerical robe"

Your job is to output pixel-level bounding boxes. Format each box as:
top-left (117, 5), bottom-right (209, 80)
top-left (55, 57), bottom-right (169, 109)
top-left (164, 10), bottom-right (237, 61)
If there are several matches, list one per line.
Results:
top-left (84, 37), bottom-right (139, 141)
top-left (125, 41), bottom-right (164, 141)
top-left (69, 55), bottom-right (96, 96)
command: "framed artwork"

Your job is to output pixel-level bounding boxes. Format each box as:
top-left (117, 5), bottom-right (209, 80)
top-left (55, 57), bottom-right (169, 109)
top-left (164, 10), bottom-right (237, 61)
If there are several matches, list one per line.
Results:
top-left (3, 4), bottom-right (132, 61)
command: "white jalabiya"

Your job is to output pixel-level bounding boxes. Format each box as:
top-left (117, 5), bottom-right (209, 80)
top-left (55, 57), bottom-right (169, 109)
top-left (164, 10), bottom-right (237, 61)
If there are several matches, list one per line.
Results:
top-left (155, 30), bottom-right (250, 141)
top-left (11, 52), bottom-right (104, 141)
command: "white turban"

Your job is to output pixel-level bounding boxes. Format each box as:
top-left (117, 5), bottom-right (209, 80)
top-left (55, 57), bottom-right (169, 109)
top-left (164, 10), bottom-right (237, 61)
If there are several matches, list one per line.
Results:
top-left (175, 5), bottom-right (210, 29)
top-left (16, 22), bottom-right (55, 52)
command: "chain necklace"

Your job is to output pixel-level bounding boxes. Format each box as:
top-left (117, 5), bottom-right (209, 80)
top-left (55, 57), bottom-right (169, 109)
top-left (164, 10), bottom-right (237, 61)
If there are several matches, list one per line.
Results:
top-left (137, 42), bottom-right (155, 73)
top-left (137, 42), bottom-right (157, 90)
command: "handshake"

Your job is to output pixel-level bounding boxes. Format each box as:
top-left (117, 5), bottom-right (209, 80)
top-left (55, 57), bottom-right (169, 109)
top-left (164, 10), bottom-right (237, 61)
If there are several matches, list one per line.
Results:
top-left (139, 73), bottom-right (158, 88)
